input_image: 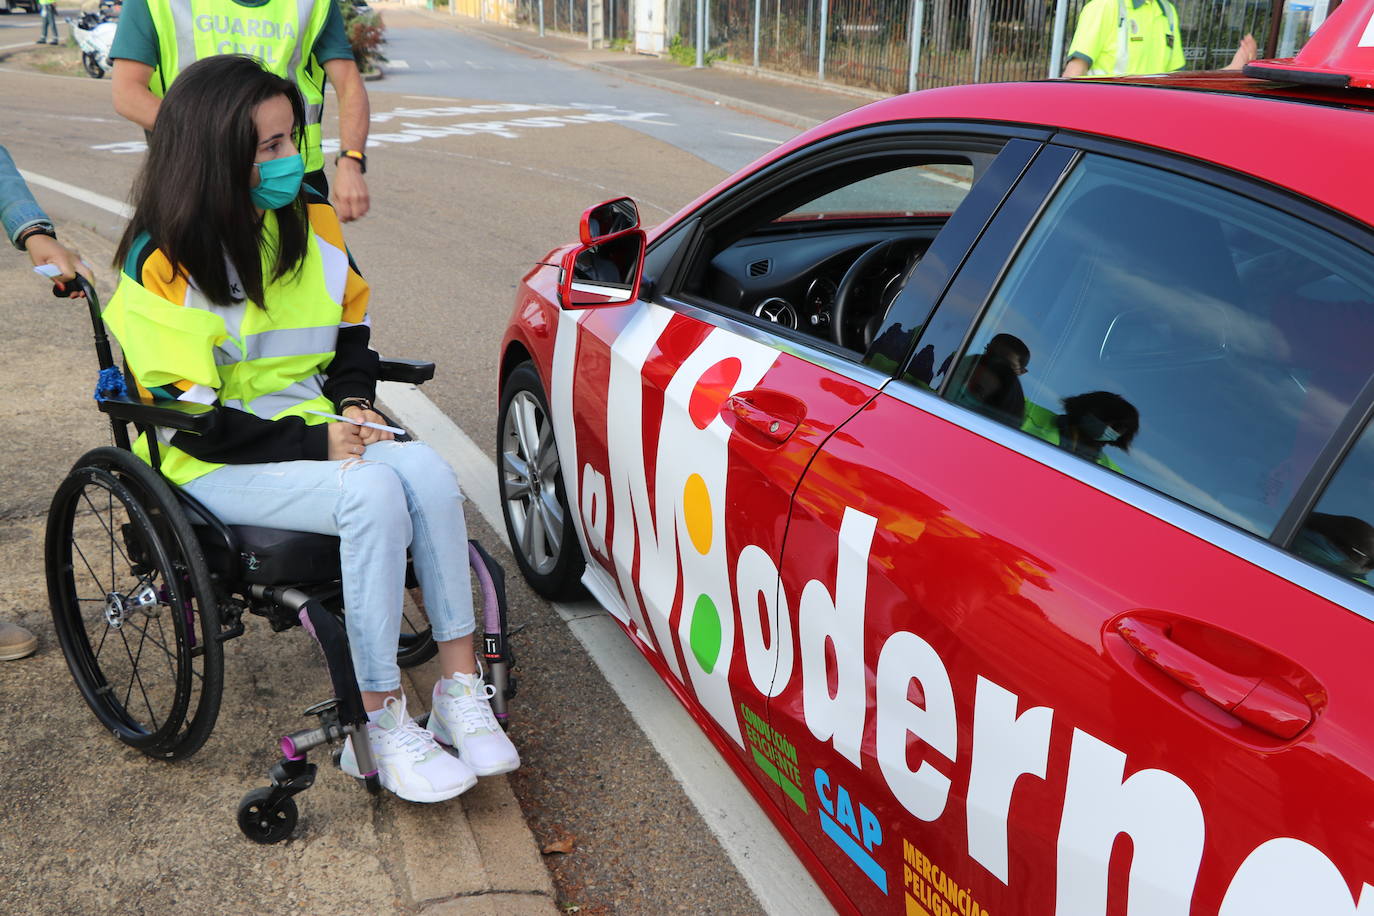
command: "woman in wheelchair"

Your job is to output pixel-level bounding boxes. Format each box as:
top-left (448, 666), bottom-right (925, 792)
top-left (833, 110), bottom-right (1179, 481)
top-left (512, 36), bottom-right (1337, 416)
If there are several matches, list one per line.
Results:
top-left (102, 55), bottom-right (518, 803)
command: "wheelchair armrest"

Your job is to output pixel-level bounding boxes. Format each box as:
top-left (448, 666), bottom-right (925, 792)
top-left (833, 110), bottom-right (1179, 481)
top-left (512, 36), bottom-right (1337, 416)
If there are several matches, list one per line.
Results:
top-left (98, 394), bottom-right (216, 434)
top-left (378, 358), bottom-right (435, 385)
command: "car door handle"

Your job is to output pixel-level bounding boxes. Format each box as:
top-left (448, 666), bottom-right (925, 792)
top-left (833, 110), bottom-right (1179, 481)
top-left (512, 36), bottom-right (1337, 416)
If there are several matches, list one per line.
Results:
top-left (1113, 614), bottom-right (1317, 740)
top-left (722, 390), bottom-right (807, 445)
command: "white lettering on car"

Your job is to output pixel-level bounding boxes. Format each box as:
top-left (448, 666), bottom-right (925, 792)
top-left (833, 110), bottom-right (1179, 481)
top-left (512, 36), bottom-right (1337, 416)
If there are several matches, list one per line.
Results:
top-left (547, 300), bottom-right (1369, 913)
top-left (801, 507), bottom-right (877, 768)
top-left (965, 675), bottom-right (1052, 883)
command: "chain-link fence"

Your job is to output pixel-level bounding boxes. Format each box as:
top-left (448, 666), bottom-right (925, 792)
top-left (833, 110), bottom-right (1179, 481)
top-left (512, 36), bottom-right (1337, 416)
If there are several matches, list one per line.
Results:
top-left (675, 0), bottom-right (1277, 93)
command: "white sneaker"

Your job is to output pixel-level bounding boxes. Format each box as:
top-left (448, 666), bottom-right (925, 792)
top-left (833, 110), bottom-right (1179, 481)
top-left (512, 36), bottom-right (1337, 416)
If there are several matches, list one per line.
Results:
top-left (340, 694), bottom-right (477, 803)
top-left (429, 672), bottom-right (521, 777)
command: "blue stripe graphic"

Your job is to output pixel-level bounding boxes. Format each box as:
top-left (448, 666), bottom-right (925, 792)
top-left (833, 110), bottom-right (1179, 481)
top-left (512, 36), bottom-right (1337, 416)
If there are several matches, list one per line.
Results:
top-left (818, 809), bottom-right (887, 893)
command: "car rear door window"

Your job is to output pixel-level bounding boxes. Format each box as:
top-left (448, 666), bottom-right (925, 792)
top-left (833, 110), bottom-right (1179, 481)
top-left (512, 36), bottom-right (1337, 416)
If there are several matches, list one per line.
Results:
top-left (1295, 421), bottom-right (1374, 587)
top-left (937, 153), bottom-right (1374, 537)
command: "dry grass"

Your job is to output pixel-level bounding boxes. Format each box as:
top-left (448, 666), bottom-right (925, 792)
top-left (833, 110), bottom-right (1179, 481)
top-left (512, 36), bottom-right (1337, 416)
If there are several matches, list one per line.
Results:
top-left (0, 36), bottom-right (89, 78)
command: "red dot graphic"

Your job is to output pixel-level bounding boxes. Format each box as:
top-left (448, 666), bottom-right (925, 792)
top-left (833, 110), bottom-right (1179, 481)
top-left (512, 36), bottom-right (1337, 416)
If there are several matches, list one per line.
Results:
top-left (687, 357), bottom-right (743, 429)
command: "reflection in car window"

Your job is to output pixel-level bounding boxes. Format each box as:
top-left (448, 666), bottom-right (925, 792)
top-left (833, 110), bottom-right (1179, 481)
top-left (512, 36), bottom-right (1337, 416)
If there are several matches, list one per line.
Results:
top-left (780, 164), bottom-right (974, 221)
top-left (941, 154), bottom-right (1374, 537)
top-left (1296, 422), bottom-right (1374, 587)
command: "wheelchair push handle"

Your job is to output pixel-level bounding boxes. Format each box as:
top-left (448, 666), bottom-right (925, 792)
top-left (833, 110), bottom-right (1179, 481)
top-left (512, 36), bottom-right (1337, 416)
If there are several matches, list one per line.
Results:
top-left (54, 275), bottom-right (121, 376)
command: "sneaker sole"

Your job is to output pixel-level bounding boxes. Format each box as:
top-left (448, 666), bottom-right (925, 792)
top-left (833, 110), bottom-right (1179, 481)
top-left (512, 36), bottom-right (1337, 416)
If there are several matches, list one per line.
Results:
top-left (341, 755), bottom-right (477, 803)
top-left (385, 770), bottom-right (477, 804)
top-left (428, 717), bottom-right (521, 778)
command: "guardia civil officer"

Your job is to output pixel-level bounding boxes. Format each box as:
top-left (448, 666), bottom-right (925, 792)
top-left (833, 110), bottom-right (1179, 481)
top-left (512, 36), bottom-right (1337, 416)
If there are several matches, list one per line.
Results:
top-left (108, 0), bottom-right (371, 221)
top-left (1061, 0), bottom-right (1258, 78)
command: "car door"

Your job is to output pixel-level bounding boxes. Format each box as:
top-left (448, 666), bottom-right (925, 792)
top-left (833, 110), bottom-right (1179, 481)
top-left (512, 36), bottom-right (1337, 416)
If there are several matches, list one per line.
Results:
top-left (548, 129), bottom-right (1044, 831)
top-left (772, 143), bottom-right (1374, 914)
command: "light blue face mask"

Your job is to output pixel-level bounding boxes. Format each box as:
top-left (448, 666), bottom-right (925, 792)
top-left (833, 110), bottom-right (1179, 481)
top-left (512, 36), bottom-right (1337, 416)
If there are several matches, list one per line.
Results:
top-left (250, 153), bottom-right (304, 210)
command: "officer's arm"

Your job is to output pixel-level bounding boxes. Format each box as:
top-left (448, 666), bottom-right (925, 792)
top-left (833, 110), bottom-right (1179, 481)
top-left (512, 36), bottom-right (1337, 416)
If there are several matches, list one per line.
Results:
top-left (112, 59), bottom-right (160, 131)
top-left (323, 57), bottom-right (370, 221)
top-left (1062, 56), bottom-right (1090, 77)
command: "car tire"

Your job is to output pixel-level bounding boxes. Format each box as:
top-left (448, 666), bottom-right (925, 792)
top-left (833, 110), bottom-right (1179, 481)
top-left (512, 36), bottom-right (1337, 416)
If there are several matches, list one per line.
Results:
top-left (497, 361), bottom-right (586, 600)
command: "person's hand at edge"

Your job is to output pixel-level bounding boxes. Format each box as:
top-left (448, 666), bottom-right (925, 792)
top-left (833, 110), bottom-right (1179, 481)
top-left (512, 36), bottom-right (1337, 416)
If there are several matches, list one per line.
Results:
top-left (27, 234), bottom-right (92, 298)
top-left (1225, 33), bottom-right (1258, 70)
top-left (331, 160), bottom-right (369, 222)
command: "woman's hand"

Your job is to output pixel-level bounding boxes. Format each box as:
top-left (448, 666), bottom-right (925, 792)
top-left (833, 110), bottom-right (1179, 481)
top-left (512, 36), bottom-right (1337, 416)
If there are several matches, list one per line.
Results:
top-left (327, 420), bottom-right (366, 460)
top-left (343, 404), bottom-right (395, 446)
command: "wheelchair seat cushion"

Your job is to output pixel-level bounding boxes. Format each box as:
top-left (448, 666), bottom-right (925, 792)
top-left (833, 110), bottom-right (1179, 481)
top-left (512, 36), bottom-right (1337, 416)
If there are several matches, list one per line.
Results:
top-left (199, 524), bottom-right (342, 586)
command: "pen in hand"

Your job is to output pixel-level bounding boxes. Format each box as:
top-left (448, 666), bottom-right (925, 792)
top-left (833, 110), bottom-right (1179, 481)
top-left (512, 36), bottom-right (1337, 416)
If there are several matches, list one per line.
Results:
top-left (304, 409), bottom-right (406, 436)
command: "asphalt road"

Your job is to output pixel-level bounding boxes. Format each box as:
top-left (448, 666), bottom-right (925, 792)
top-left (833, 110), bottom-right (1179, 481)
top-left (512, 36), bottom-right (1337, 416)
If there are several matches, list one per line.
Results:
top-left (0, 12), bottom-right (818, 914)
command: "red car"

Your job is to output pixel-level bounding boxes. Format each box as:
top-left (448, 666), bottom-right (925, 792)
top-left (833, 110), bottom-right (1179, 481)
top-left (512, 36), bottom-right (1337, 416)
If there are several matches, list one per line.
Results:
top-left (496, 6), bottom-right (1374, 913)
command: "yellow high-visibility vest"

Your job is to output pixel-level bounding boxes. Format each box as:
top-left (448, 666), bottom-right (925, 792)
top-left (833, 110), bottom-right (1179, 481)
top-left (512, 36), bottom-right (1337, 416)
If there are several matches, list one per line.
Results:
top-left (103, 210), bottom-right (350, 485)
top-left (146, 0), bottom-right (330, 171)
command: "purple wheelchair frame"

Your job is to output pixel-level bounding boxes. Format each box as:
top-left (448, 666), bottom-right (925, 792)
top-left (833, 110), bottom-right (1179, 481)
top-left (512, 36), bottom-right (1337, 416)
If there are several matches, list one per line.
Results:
top-left (237, 539), bottom-right (514, 843)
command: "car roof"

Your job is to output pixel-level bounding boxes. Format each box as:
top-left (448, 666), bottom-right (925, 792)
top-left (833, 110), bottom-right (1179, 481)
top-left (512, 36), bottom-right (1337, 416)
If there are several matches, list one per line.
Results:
top-left (745, 73), bottom-right (1374, 229)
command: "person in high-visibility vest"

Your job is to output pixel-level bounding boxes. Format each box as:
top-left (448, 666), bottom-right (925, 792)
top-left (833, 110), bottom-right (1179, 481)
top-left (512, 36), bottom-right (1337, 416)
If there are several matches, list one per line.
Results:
top-left (1020, 391), bottom-right (1139, 472)
top-left (108, 0), bottom-right (370, 222)
top-left (1061, 0), bottom-right (1258, 78)
top-left (36, 0), bottom-right (59, 44)
top-left (106, 56), bottom-right (520, 802)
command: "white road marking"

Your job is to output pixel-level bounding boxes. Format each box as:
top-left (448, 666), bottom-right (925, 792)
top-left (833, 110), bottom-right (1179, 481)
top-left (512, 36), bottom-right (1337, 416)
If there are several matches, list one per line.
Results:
top-left (0, 40), bottom-right (39, 50)
top-left (386, 58), bottom-right (411, 68)
top-left (18, 169), bottom-right (132, 218)
top-left (376, 379), bottom-right (833, 916)
top-left (724, 130), bottom-right (786, 144)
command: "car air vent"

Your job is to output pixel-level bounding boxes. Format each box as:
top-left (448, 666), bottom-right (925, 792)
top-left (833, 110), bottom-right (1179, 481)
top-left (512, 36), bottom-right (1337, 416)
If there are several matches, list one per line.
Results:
top-left (747, 258), bottom-right (772, 278)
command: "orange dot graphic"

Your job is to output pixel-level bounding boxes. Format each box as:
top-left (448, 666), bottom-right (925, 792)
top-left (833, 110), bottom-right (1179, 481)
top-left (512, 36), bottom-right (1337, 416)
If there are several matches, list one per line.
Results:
top-left (684, 473), bottom-right (712, 555)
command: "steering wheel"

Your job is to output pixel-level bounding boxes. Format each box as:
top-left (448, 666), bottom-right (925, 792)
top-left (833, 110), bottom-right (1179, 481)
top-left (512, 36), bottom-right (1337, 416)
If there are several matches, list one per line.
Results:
top-left (831, 239), bottom-right (901, 350)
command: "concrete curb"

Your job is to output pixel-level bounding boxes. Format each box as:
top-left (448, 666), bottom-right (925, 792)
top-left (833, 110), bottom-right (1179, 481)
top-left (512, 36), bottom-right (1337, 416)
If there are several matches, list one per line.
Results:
top-left (0, 215), bottom-right (558, 915)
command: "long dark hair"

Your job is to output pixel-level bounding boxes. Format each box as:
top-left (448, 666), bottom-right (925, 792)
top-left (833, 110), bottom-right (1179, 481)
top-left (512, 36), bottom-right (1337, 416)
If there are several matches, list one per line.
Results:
top-left (116, 55), bottom-right (309, 308)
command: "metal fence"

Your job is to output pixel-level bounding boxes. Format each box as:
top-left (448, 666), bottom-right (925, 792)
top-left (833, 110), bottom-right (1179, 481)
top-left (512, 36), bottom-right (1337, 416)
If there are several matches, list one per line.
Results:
top-left (676, 0), bottom-right (1275, 93)
top-left (513, 0), bottom-right (632, 40)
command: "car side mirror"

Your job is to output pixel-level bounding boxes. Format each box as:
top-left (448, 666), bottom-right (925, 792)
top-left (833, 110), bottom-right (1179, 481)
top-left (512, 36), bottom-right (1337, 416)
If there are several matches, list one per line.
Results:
top-left (580, 197), bottom-right (640, 245)
top-left (559, 228), bottom-right (646, 309)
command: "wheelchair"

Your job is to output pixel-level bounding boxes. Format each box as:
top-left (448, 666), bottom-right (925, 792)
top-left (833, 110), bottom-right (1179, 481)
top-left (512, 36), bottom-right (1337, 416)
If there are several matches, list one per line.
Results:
top-left (45, 278), bottom-right (517, 844)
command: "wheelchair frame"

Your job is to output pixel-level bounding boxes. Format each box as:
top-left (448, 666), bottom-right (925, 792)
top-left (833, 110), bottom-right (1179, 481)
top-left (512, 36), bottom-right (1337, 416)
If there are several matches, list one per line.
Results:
top-left (45, 278), bottom-right (516, 844)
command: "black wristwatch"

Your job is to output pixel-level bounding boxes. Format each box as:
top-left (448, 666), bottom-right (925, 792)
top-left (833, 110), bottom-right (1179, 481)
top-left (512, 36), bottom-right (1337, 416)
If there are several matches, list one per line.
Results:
top-left (336, 149), bottom-right (367, 174)
top-left (339, 397), bottom-right (373, 412)
top-left (14, 223), bottom-right (56, 251)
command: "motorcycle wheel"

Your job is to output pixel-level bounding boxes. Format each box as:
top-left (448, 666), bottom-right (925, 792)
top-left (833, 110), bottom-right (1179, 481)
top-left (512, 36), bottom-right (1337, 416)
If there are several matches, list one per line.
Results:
top-left (83, 52), bottom-right (104, 79)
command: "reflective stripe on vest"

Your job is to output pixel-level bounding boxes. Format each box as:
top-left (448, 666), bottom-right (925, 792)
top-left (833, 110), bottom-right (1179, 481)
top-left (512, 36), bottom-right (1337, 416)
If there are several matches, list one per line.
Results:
top-left (146, 0), bottom-right (329, 170)
top-left (1095, 0), bottom-right (1178, 76)
top-left (104, 216), bottom-right (350, 485)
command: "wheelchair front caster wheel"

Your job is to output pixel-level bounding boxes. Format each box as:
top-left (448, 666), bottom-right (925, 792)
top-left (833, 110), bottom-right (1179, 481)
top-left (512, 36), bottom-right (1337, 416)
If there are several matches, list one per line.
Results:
top-left (237, 787), bottom-right (299, 844)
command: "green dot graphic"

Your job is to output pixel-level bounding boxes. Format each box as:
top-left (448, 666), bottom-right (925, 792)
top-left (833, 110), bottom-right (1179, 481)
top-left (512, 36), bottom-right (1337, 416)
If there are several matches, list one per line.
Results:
top-left (690, 594), bottom-right (723, 674)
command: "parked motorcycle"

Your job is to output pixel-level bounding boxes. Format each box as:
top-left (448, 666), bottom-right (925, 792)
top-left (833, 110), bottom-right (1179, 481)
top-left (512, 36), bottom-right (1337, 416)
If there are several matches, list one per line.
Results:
top-left (66, 6), bottom-right (117, 79)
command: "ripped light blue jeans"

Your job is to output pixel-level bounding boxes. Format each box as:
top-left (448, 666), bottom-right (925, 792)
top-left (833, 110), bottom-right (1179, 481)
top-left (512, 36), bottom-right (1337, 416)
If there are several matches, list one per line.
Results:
top-left (182, 440), bottom-right (474, 693)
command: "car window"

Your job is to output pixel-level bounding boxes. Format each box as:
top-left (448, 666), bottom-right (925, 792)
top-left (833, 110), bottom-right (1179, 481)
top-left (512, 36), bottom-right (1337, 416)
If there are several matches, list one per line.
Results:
top-left (936, 153), bottom-right (1374, 537)
top-left (778, 163), bottom-right (974, 221)
top-left (1294, 421), bottom-right (1374, 587)
top-left (678, 146), bottom-right (996, 359)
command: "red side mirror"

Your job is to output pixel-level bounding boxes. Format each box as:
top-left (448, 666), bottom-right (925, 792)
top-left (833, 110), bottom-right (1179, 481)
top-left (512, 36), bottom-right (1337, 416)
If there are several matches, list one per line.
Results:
top-left (559, 228), bottom-right (646, 310)
top-left (579, 197), bottom-right (640, 245)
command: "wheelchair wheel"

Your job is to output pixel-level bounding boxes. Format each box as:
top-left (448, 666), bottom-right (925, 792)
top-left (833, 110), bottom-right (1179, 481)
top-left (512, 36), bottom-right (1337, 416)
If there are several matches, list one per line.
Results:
top-left (47, 447), bottom-right (223, 760)
top-left (237, 787), bottom-right (298, 844)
